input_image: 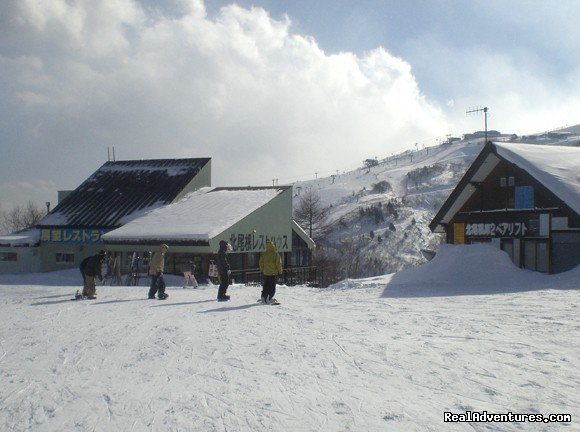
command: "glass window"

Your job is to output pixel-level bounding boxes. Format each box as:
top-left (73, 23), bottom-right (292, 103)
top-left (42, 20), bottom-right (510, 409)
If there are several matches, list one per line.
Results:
top-left (0, 252), bottom-right (17, 261)
top-left (56, 253), bottom-right (74, 263)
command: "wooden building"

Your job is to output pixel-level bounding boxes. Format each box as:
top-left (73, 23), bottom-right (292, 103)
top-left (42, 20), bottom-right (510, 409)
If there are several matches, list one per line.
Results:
top-left (430, 142), bottom-right (579, 274)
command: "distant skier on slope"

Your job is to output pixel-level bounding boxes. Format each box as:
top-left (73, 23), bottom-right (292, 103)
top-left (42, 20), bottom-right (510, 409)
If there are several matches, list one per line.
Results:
top-left (79, 250), bottom-right (106, 300)
top-left (216, 240), bottom-right (231, 301)
top-left (148, 244), bottom-right (169, 300)
top-left (259, 241), bottom-right (282, 304)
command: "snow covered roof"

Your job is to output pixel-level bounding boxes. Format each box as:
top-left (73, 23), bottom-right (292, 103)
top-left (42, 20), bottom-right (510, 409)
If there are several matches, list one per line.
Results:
top-left (38, 158), bottom-right (210, 228)
top-left (102, 187), bottom-right (289, 244)
top-left (430, 142), bottom-right (580, 232)
top-left (0, 229), bottom-right (41, 247)
top-left (493, 142), bottom-right (580, 215)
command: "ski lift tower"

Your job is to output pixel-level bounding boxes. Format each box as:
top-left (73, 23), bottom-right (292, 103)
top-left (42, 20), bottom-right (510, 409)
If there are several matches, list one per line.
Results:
top-left (466, 106), bottom-right (489, 143)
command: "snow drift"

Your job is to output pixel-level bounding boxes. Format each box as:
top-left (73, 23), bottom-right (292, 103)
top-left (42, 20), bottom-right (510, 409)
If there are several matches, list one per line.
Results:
top-left (382, 244), bottom-right (579, 297)
top-left (330, 244), bottom-right (579, 297)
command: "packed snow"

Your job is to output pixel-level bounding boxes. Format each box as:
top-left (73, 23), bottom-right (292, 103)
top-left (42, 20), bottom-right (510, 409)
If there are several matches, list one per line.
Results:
top-left (1, 245), bottom-right (578, 431)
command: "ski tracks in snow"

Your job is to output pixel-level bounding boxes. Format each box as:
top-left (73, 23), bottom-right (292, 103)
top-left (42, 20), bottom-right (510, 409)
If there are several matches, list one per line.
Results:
top-left (0, 283), bottom-right (578, 431)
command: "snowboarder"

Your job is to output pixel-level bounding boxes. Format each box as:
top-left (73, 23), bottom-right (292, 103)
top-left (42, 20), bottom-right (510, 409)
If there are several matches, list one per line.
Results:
top-left (259, 241), bottom-right (282, 304)
top-left (148, 244), bottom-right (169, 300)
top-left (216, 240), bottom-right (231, 301)
top-left (79, 250), bottom-right (106, 299)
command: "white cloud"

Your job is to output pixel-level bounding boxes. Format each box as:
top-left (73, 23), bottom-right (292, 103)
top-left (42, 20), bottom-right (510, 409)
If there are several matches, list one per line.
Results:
top-left (1, 0), bottom-right (450, 209)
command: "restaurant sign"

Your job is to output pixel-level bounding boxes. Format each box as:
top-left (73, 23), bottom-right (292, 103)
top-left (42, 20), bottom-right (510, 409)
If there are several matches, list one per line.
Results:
top-left (41, 228), bottom-right (106, 244)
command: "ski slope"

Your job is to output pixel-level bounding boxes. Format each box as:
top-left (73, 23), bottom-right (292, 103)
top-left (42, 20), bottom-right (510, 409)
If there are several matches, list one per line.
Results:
top-left (1, 246), bottom-right (578, 431)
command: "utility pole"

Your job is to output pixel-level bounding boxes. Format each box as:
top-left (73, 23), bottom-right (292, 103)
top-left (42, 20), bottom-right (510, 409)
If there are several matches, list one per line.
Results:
top-left (466, 106), bottom-right (489, 143)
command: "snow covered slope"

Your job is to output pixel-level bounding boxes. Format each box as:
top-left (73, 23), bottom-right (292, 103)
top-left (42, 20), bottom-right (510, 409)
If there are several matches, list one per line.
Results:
top-left (293, 127), bottom-right (580, 282)
top-left (293, 139), bottom-right (486, 280)
top-left (1, 245), bottom-right (578, 431)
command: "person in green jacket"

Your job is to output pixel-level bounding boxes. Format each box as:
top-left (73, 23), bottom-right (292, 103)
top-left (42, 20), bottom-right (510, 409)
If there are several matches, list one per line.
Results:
top-left (259, 241), bottom-right (283, 304)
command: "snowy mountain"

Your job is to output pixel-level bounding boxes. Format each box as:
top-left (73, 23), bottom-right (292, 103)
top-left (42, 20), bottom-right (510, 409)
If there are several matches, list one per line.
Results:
top-left (293, 126), bottom-right (580, 284)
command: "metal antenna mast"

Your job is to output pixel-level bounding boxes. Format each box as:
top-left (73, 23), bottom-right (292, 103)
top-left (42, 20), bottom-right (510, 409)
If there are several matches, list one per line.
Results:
top-left (466, 106), bottom-right (489, 143)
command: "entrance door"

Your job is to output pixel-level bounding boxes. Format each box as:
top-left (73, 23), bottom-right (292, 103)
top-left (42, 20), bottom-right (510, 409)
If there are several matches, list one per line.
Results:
top-left (523, 240), bottom-right (549, 273)
top-left (501, 239), bottom-right (514, 264)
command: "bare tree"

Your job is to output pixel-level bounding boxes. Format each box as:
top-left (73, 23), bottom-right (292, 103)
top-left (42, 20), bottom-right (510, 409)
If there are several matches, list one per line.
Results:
top-left (0, 201), bottom-right (45, 234)
top-left (293, 188), bottom-right (328, 243)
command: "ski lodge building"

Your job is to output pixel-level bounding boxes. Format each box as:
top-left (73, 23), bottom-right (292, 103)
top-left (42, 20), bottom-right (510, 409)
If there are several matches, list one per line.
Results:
top-left (429, 142), bottom-right (580, 274)
top-left (0, 158), bottom-right (315, 282)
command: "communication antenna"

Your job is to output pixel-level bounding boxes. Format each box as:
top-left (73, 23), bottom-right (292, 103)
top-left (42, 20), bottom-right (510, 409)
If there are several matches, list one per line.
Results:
top-left (466, 106), bottom-right (489, 143)
top-left (107, 146), bottom-right (117, 161)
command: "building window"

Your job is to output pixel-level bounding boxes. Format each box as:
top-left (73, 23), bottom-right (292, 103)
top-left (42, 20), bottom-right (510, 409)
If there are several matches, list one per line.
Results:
top-left (56, 253), bottom-right (75, 264)
top-left (0, 252), bottom-right (17, 261)
top-left (500, 177), bottom-right (506, 187)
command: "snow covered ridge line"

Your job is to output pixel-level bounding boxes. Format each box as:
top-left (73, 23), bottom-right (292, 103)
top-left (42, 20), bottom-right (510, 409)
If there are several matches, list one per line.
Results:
top-left (444, 411), bottom-right (572, 424)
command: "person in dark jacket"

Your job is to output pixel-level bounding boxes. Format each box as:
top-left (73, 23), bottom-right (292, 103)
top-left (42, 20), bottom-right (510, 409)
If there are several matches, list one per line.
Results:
top-left (216, 240), bottom-right (231, 301)
top-left (148, 244), bottom-right (169, 300)
top-left (79, 250), bottom-right (106, 299)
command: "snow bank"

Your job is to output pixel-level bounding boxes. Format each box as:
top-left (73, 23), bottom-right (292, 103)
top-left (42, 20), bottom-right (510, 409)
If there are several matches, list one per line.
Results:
top-left (379, 244), bottom-right (579, 297)
top-left (320, 243), bottom-right (579, 297)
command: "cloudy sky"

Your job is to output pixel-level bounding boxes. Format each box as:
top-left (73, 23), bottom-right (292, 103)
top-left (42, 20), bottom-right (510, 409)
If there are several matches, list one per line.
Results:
top-left (1, 0), bottom-right (579, 210)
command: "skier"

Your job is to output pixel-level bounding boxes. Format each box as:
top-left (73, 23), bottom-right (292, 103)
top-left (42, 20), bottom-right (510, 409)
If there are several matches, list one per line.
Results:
top-left (79, 250), bottom-right (106, 299)
top-left (259, 241), bottom-right (282, 304)
top-left (148, 244), bottom-right (169, 300)
top-left (216, 240), bottom-right (231, 301)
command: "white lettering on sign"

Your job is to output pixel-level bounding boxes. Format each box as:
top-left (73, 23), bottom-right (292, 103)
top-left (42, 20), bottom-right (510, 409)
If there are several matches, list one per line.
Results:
top-left (465, 222), bottom-right (528, 237)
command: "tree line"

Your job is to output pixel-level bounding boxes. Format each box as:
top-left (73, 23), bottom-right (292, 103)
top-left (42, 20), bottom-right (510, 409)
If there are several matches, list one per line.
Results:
top-left (0, 202), bottom-right (45, 235)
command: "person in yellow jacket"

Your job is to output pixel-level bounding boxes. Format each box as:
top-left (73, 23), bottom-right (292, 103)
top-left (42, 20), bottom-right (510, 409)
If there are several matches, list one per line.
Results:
top-left (148, 244), bottom-right (169, 300)
top-left (259, 241), bottom-right (282, 304)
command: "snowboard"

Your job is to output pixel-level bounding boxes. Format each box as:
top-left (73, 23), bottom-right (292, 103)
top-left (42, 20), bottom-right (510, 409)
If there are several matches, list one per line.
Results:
top-left (71, 292), bottom-right (96, 301)
top-left (257, 299), bottom-right (281, 305)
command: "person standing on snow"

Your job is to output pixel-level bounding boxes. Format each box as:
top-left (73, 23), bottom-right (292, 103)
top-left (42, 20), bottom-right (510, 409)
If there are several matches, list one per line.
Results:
top-left (259, 241), bottom-right (283, 304)
top-left (79, 250), bottom-right (106, 299)
top-left (216, 240), bottom-right (231, 301)
top-left (148, 244), bottom-right (169, 300)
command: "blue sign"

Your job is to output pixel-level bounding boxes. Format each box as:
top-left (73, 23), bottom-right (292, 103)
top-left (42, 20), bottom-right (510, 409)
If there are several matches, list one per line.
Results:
top-left (515, 186), bottom-right (534, 209)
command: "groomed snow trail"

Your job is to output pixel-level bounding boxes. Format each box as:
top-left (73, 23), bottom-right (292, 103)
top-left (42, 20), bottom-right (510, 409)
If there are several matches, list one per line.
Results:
top-left (0, 280), bottom-right (578, 431)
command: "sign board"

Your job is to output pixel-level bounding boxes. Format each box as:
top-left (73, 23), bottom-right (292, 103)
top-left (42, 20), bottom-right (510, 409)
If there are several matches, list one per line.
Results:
top-left (465, 222), bottom-right (528, 237)
top-left (41, 228), bottom-right (106, 244)
top-left (453, 223), bottom-right (465, 244)
top-left (227, 232), bottom-right (290, 252)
